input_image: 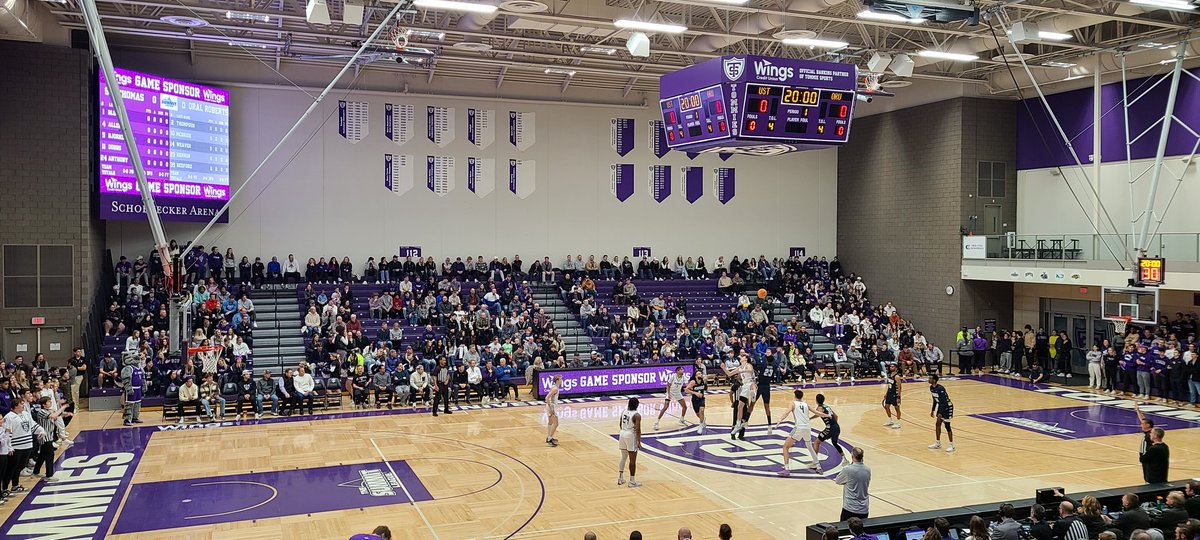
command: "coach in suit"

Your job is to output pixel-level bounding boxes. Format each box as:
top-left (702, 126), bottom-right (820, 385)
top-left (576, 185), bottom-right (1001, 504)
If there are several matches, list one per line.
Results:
top-left (989, 504), bottom-right (1022, 540)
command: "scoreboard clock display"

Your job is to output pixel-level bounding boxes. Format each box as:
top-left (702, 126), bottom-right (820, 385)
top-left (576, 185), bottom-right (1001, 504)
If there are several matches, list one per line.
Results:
top-left (659, 55), bottom-right (857, 155)
top-left (1135, 257), bottom-right (1165, 287)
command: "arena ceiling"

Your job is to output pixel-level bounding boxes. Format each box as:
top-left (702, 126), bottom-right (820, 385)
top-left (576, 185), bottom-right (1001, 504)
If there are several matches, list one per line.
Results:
top-left (34, 0), bottom-right (1200, 97)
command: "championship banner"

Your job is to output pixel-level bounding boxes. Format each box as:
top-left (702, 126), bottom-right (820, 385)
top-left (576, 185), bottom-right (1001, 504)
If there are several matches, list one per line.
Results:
top-left (338, 100), bottom-right (369, 143)
top-left (682, 166), bottom-right (703, 204)
top-left (535, 363), bottom-right (694, 399)
top-left (467, 108), bottom-right (495, 149)
top-left (426, 106), bottom-right (456, 147)
top-left (649, 165), bottom-right (672, 203)
top-left (509, 111), bottom-right (536, 150)
top-left (649, 119), bottom-right (669, 159)
top-left (467, 157), bottom-right (495, 198)
top-left (611, 118), bottom-right (634, 156)
top-left (508, 159), bottom-right (536, 199)
top-left (384, 103), bottom-right (414, 145)
top-left (426, 155), bottom-right (456, 196)
top-left (610, 164), bottom-right (634, 202)
top-left (384, 154), bottom-right (415, 197)
top-left (714, 167), bottom-right (736, 204)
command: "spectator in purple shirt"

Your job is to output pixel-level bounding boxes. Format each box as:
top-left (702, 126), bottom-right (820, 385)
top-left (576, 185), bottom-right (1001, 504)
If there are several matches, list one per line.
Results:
top-left (973, 332), bottom-right (989, 373)
top-left (208, 247), bottom-right (224, 282)
top-left (1136, 343), bottom-right (1153, 399)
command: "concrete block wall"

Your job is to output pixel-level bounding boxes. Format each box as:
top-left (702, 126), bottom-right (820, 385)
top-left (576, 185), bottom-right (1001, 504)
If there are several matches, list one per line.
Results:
top-left (0, 41), bottom-right (102, 362)
top-left (837, 98), bottom-right (1016, 348)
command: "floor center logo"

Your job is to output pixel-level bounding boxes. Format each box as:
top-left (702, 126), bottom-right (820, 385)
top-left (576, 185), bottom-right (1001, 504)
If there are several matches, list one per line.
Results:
top-left (619, 423), bottom-right (852, 478)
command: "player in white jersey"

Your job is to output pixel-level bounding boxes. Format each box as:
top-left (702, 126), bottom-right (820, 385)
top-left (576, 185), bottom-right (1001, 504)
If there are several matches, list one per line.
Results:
top-left (545, 374), bottom-right (561, 447)
top-left (617, 397), bottom-right (643, 487)
top-left (774, 389), bottom-right (829, 476)
top-left (654, 366), bottom-right (689, 430)
top-left (727, 354), bottom-right (757, 437)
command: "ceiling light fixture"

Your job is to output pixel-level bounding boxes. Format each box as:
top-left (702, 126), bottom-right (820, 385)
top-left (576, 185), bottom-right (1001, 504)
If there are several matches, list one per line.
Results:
top-left (856, 10), bottom-right (923, 23)
top-left (1041, 61), bottom-right (1077, 68)
top-left (1131, 0), bottom-right (1196, 10)
top-left (406, 29), bottom-right (446, 40)
top-left (225, 11), bottom-right (271, 23)
top-left (613, 19), bottom-right (688, 34)
top-left (692, 0), bottom-right (751, 4)
top-left (1038, 31), bottom-right (1072, 40)
top-left (544, 67), bottom-right (577, 76)
top-left (918, 49), bottom-right (978, 61)
top-left (413, 0), bottom-right (499, 14)
top-left (579, 45), bottom-right (617, 55)
top-left (782, 37), bottom-right (849, 49)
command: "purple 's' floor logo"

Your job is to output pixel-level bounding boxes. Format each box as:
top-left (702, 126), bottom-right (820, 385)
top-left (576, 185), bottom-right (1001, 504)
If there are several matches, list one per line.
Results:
top-left (620, 423), bottom-right (852, 479)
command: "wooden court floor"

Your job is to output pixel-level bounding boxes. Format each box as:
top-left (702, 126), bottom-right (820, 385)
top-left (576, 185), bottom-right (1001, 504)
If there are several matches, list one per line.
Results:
top-left (4, 374), bottom-right (1198, 540)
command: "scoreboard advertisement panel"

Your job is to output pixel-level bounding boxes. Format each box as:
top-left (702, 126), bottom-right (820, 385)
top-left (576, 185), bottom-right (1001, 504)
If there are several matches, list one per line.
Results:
top-left (659, 55), bottom-right (857, 154)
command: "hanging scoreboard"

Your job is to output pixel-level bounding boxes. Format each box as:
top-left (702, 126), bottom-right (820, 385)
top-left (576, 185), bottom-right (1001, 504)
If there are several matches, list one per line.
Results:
top-left (659, 55), bottom-right (857, 155)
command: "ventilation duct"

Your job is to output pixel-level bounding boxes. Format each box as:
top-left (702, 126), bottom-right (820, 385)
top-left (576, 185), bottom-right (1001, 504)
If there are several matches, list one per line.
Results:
top-left (987, 41), bottom-right (1200, 93)
top-left (0, 0), bottom-right (42, 42)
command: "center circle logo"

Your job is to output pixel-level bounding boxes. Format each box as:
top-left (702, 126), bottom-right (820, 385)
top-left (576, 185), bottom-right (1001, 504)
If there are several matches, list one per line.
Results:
top-left (615, 423), bottom-right (853, 479)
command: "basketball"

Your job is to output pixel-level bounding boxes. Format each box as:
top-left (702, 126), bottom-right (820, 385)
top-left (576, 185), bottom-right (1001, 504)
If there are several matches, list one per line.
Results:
top-left (757, 288), bottom-right (767, 299)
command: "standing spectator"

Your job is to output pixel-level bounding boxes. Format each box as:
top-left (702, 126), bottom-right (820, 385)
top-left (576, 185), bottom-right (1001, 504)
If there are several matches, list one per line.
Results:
top-left (1056, 331), bottom-right (1073, 378)
top-left (956, 335), bottom-right (974, 376)
top-left (1086, 345), bottom-right (1104, 389)
top-left (67, 347), bottom-right (88, 406)
top-left (834, 447), bottom-right (871, 520)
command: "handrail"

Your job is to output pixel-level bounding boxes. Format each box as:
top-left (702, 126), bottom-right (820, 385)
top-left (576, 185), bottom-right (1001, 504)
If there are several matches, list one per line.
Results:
top-left (965, 233), bottom-right (1200, 263)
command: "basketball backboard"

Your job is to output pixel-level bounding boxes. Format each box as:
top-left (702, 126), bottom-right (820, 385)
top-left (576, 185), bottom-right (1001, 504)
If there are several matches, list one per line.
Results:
top-left (1100, 287), bottom-right (1159, 325)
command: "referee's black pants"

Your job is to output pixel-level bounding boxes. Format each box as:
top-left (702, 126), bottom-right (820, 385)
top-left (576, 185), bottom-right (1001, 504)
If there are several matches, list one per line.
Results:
top-left (432, 385), bottom-right (451, 414)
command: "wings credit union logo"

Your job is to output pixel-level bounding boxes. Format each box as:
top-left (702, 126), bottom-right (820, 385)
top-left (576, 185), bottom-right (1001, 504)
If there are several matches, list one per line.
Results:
top-left (350, 468), bottom-right (403, 497)
top-left (723, 56), bottom-right (745, 80)
top-left (621, 424), bottom-right (852, 479)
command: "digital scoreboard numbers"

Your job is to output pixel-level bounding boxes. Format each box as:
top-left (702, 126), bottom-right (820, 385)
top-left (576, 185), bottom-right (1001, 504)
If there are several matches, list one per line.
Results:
top-left (1135, 257), bottom-right (1165, 286)
top-left (659, 84), bottom-right (731, 147)
top-left (741, 84), bottom-right (852, 143)
top-left (658, 55), bottom-right (856, 154)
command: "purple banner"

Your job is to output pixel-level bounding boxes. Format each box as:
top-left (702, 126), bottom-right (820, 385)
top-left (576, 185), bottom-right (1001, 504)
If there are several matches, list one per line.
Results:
top-left (468, 108), bottom-right (478, 146)
top-left (426, 106), bottom-right (436, 143)
top-left (719, 153), bottom-right (733, 161)
top-left (537, 363), bottom-right (694, 398)
top-left (611, 118), bottom-right (635, 156)
top-left (686, 152), bottom-right (699, 160)
top-left (385, 103), bottom-right (394, 141)
top-left (611, 163), bottom-right (634, 202)
top-left (649, 165), bottom-right (672, 202)
top-left (1017, 68), bottom-right (1200, 169)
top-left (98, 67), bottom-right (230, 221)
top-left (113, 460), bottom-right (432, 534)
top-left (683, 167), bottom-right (703, 203)
top-left (649, 120), bottom-right (670, 158)
top-left (508, 159), bottom-right (518, 195)
top-left (715, 167), bottom-right (736, 204)
top-left (399, 246), bottom-right (422, 257)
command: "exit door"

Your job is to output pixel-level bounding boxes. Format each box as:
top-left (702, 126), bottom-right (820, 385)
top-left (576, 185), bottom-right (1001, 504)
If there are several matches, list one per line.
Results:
top-left (3, 327), bottom-right (39, 363)
top-left (2, 326), bottom-right (74, 365)
top-left (983, 205), bottom-right (1002, 235)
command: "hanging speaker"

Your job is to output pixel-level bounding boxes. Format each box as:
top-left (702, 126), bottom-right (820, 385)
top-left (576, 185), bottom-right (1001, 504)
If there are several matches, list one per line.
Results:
top-left (626, 31), bottom-right (650, 58)
top-left (867, 52), bottom-right (892, 73)
top-left (889, 54), bottom-right (914, 77)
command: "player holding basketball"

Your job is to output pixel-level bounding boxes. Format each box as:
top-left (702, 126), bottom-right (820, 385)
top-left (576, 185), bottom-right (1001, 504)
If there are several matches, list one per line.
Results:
top-left (775, 389), bottom-right (828, 476)
top-left (927, 374), bottom-right (956, 452)
top-left (617, 397), bottom-right (643, 487)
top-left (684, 370), bottom-right (708, 433)
top-left (814, 393), bottom-right (846, 463)
top-left (883, 363), bottom-right (903, 429)
top-left (728, 354), bottom-right (757, 438)
top-left (545, 374), bottom-right (561, 447)
top-left (654, 366), bottom-right (689, 430)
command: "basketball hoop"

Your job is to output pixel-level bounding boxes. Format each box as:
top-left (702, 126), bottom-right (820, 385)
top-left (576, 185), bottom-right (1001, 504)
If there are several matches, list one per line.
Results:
top-left (188, 345), bottom-right (224, 374)
top-left (388, 27), bottom-right (410, 52)
top-left (1111, 316), bottom-right (1133, 336)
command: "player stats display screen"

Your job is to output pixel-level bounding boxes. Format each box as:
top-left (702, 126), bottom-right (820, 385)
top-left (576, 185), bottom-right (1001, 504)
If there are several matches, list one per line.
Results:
top-left (740, 84), bottom-right (853, 143)
top-left (98, 67), bottom-right (231, 222)
top-left (659, 84), bottom-right (731, 147)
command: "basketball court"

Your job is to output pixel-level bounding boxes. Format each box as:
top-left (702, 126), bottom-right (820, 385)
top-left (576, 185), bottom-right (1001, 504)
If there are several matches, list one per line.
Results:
top-left (5, 374), bottom-right (1198, 539)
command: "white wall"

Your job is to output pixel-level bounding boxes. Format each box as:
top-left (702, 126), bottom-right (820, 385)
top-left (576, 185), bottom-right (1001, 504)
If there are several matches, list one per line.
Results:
top-left (106, 84), bottom-right (838, 264)
top-left (1017, 156), bottom-right (1200, 238)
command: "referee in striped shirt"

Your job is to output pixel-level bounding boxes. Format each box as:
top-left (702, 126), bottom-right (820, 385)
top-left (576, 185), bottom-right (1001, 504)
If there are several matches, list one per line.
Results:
top-left (1052, 500), bottom-right (1089, 540)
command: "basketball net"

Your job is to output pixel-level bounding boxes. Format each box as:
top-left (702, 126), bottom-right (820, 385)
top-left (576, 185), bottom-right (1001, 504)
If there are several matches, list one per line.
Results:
top-left (1111, 316), bottom-right (1132, 335)
top-left (388, 27), bottom-right (409, 52)
top-left (189, 345), bottom-right (224, 374)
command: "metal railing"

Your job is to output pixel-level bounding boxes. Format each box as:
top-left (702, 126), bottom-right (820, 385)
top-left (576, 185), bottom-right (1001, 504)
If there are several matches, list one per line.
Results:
top-left (969, 233), bottom-right (1200, 263)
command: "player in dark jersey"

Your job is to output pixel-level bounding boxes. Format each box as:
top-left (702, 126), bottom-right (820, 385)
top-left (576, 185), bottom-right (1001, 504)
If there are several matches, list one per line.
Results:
top-left (755, 349), bottom-right (779, 425)
top-left (927, 374), bottom-right (955, 452)
top-left (882, 363), bottom-right (903, 429)
top-left (814, 393), bottom-right (846, 463)
top-left (685, 371), bottom-right (708, 433)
